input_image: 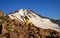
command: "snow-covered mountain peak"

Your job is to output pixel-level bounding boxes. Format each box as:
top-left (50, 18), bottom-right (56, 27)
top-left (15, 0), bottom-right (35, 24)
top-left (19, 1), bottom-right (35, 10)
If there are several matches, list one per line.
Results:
top-left (8, 9), bottom-right (60, 32)
top-left (18, 9), bottom-right (27, 15)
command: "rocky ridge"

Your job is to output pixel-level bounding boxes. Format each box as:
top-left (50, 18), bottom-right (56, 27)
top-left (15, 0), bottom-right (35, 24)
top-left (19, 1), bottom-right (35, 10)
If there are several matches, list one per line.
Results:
top-left (0, 10), bottom-right (60, 38)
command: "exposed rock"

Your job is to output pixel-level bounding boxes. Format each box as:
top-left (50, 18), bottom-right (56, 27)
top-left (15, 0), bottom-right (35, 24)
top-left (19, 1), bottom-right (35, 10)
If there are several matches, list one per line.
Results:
top-left (0, 19), bottom-right (3, 23)
top-left (0, 11), bottom-right (60, 38)
top-left (0, 10), bottom-right (4, 17)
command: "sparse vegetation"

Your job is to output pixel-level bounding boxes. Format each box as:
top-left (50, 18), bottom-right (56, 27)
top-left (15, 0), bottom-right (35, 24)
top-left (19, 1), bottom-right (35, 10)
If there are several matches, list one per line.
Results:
top-left (0, 16), bottom-right (5, 19)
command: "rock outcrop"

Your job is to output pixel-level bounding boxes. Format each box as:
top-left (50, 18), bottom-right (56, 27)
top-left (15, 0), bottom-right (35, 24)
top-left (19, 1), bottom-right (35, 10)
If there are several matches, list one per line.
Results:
top-left (0, 10), bottom-right (4, 17)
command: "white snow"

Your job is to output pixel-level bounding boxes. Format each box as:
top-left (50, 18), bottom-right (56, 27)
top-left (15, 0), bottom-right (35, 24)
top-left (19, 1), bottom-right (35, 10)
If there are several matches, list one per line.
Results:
top-left (29, 13), bottom-right (60, 32)
top-left (8, 15), bottom-right (14, 19)
top-left (8, 9), bottom-right (60, 32)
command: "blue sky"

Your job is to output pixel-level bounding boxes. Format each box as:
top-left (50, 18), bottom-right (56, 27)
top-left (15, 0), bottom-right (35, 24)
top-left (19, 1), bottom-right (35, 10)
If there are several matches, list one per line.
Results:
top-left (0, 0), bottom-right (60, 19)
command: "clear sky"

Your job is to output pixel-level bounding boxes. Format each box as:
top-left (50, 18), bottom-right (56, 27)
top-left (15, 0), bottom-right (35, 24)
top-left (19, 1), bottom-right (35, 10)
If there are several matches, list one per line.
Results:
top-left (0, 0), bottom-right (60, 19)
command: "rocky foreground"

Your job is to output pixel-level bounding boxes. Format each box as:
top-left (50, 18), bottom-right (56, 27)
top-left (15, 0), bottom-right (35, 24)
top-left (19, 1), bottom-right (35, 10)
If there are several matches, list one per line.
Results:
top-left (0, 15), bottom-right (60, 38)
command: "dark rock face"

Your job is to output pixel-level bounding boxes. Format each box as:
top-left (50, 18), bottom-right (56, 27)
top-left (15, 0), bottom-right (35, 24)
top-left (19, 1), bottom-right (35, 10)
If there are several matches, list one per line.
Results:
top-left (0, 25), bottom-right (2, 34)
top-left (58, 20), bottom-right (60, 27)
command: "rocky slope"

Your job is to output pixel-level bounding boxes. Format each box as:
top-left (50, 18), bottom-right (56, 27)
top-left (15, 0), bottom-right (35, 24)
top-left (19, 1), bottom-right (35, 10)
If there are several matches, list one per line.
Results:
top-left (0, 9), bottom-right (60, 38)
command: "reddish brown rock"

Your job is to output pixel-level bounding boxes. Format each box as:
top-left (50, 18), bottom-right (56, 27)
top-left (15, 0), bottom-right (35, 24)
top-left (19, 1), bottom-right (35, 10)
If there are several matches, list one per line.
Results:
top-left (0, 10), bottom-right (4, 17)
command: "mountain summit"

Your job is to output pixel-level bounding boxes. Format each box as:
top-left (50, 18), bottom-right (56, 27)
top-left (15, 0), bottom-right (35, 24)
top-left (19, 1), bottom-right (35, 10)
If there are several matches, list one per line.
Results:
top-left (0, 9), bottom-right (60, 38)
top-left (8, 9), bottom-right (60, 32)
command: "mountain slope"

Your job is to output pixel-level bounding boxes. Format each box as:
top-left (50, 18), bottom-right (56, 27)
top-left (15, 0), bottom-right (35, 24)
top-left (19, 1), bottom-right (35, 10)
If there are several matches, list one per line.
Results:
top-left (8, 9), bottom-right (60, 32)
top-left (0, 9), bottom-right (60, 38)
